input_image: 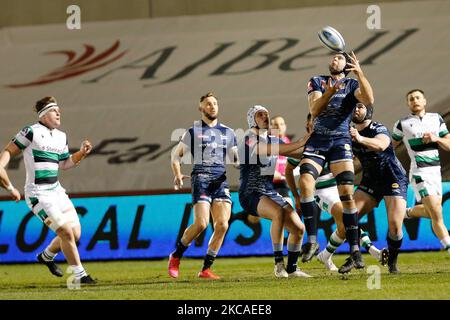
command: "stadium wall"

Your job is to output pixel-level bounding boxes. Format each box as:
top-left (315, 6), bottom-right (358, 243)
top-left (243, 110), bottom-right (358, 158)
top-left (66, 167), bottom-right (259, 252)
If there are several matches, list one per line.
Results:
top-left (0, 183), bottom-right (449, 263)
top-left (1, 0), bottom-right (450, 192)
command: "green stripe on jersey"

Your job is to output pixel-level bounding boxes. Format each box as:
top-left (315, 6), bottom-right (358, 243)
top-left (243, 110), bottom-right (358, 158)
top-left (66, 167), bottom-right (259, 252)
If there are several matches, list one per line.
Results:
top-left (439, 129), bottom-right (449, 137)
top-left (392, 132), bottom-right (403, 141)
top-left (32, 149), bottom-right (59, 161)
top-left (408, 138), bottom-right (426, 147)
top-left (35, 170), bottom-right (58, 179)
top-left (13, 139), bottom-right (26, 150)
top-left (59, 152), bottom-right (70, 161)
top-left (415, 155), bottom-right (440, 164)
top-left (287, 158), bottom-right (300, 166)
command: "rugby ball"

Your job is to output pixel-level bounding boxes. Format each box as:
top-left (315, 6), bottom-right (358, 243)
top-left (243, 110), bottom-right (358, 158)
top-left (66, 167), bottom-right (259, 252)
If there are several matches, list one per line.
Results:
top-left (318, 26), bottom-right (346, 52)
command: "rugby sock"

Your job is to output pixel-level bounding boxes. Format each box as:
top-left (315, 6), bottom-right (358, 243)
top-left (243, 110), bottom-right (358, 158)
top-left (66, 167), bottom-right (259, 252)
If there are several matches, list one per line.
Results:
top-left (439, 236), bottom-right (450, 253)
top-left (300, 197), bottom-right (318, 243)
top-left (202, 249), bottom-right (218, 271)
top-left (172, 239), bottom-right (189, 258)
top-left (71, 265), bottom-right (87, 279)
top-left (273, 243), bottom-right (284, 264)
top-left (360, 229), bottom-right (380, 260)
top-left (323, 230), bottom-right (345, 260)
top-left (343, 207), bottom-right (359, 253)
top-left (286, 243), bottom-right (301, 273)
top-left (42, 248), bottom-right (57, 261)
top-left (387, 232), bottom-right (403, 260)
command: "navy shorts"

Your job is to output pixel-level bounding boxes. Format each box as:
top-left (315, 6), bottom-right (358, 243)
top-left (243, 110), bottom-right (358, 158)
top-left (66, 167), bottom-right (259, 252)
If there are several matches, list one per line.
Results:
top-left (239, 190), bottom-right (289, 217)
top-left (357, 175), bottom-right (408, 205)
top-left (191, 173), bottom-right (231, 205)
top-left (302, 133), bottom-right (353, 167)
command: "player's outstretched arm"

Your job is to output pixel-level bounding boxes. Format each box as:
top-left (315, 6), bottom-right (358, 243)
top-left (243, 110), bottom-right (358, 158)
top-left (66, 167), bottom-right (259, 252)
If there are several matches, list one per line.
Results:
top-left (347, 52), bottom-right (375, 106)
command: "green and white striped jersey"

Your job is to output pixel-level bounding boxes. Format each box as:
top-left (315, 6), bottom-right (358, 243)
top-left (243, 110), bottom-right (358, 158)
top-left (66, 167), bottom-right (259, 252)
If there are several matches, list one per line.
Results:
top-left (12, 122), bottom-right (70, 194)
top-left (392, 113), bottom-right (449, 170)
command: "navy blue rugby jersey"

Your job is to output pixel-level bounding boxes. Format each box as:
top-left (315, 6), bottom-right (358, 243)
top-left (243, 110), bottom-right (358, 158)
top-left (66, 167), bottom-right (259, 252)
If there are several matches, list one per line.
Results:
top-left (238, 131), bottom-right (284, 194)
top-left (307, 76), bottom-right (360, 137)
top-left (352, 121), bottom-right (407, 180)
top-left (181, 120), bottom-right (237, 177)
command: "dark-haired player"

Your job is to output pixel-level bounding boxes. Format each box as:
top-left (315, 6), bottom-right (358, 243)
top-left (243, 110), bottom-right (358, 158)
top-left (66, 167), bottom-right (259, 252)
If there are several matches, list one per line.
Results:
top-left (337, 103), bottom-right (408, 273)
top-left (169, 92), bottom-right (238, 280)
top-left (298, 52), bottom-right (374, 269)
top-left (392, 89), bottom-right (450, 255)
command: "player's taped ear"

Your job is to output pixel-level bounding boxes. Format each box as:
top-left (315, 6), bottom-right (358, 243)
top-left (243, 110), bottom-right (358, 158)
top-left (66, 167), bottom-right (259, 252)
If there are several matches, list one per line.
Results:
top-left (299, 163), bottom-right (320, 180)
top-left (335, 171), bottom-right (355, 185)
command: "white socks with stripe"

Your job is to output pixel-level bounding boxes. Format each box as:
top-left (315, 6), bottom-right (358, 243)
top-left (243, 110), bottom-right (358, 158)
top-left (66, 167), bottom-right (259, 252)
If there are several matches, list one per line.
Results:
top-left (42, 248), bottom-right (57, 261)
top-left (71, 265), bottom-right (87, 279)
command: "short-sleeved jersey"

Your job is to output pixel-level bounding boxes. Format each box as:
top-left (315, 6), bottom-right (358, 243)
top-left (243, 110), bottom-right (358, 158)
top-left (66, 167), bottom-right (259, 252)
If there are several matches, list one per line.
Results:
top-left (307, 76), bottom-right (360, 136)
top-left (180, 120), bottom-right (237, 177)
top-left (352, 121), bottom-right (406, 179)
top-left (238, 131), bottom-right (283, 194)
top-left (12, 122), bottom-right (70, 195)
top-left (392, 113), bottom-right (449, 170)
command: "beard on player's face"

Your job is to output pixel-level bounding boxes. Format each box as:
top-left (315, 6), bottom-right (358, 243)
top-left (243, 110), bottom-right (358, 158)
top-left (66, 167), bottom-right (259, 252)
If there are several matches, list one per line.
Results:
top-left (329, 64), bottom-right (345, 75)
top-left (203, 111), bottom-right (217, 121)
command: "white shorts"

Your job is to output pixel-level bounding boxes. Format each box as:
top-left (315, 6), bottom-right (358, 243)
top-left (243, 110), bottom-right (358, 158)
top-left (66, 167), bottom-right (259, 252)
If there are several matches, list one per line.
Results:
top-left (410, 168), bottom-right (442, 202)
top-left (25, 187), bottom-right (80, 232)
top-left (315, 185), bottom-right (340, 214)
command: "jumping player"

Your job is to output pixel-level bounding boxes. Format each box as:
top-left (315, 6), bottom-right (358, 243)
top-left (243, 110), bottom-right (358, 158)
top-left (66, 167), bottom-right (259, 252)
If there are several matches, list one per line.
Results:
top-left (0, 96), bottom-right (96, 285)
top-left (169, 92), bottom-right (238, 280)
top-left (392, 89), bottom-right (450, 254)
top-left (238, 105), bottom-right (311, 278)
top-left (299, 51), bottom-right (375, 269)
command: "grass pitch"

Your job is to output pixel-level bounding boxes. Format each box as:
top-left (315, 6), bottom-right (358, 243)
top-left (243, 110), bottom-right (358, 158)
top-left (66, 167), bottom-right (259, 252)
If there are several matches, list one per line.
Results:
top-left (0, 251), bottom-right (449, 300)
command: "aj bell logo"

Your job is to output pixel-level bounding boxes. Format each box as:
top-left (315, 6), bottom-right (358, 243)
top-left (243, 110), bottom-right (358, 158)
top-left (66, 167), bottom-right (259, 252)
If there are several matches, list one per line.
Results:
top-left (7, 41), bottom-right (128, 88)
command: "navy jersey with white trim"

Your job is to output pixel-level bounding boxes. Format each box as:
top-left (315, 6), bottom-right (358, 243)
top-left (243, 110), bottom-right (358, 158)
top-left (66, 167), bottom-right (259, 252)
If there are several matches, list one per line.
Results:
top-left (181, 120), bottom-right (237, 177)
top-left (307, 76), bottom-right (360, 136)
top-left (238, 131), bottom-right (284, 194)
top-left (352, 121), bottom-right (406, 180)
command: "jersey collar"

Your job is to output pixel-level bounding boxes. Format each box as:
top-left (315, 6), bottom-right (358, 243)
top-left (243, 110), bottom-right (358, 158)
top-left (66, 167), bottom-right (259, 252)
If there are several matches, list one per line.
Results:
top-left (38, 121), bottom-right (55, 132)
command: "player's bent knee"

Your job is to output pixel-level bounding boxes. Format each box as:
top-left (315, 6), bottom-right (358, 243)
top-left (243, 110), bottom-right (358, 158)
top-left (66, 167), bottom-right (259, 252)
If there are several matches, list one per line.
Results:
top-left (300, 163), bottom-right (319, 180)
top-left (57, 225), bottom-right (75, 242)
top-left (214, 221), bottom-right (229, 233)
top-left (335, 171), bottom-right (355, 186)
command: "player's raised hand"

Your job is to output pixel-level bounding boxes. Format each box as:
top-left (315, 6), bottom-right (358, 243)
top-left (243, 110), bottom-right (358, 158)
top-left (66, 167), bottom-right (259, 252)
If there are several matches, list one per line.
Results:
top-left (174, 174), bottom-right (190, 190)
top-left (80, 140), bottom-right (93, 156)
top-left (345, 51), bottom-right (363, 76)
top-left (325, 77), bottom-right (343, 95)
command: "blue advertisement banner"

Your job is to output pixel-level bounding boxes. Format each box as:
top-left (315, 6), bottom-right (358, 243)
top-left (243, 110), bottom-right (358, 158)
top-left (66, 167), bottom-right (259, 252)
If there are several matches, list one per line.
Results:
top-left (0, 184), bottom-right (449, 263)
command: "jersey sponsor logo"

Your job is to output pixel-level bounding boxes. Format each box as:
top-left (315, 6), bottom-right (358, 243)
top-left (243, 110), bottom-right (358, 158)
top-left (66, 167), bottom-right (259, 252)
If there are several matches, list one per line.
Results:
top-left (344, 144), bottom-right (351, 151)
top-left (391, 183), bottom-right (400, 188)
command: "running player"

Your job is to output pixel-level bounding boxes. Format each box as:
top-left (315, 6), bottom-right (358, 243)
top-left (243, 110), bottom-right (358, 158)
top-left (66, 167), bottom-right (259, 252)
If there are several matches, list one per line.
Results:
top-left (169, 92), bottom-right (237, 280)
top-left (0, 96), bottom-right (96, 285)
top-left (238, 105), bottom-right (311, 278)
top-left (392, 89), bottom-right (450, 254)
top-left (299, 51), bottom-right (375, 269)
